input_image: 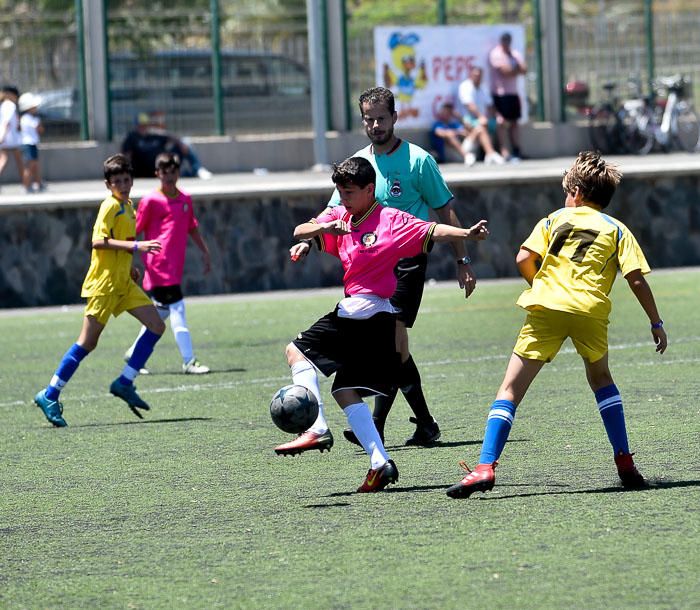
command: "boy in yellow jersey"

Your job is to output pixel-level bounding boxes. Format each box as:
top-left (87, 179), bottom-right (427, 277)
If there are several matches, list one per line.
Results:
top-left (446, 151), bottom-right (668, 498)
top-left (33, 154), bottom-right (166, 426)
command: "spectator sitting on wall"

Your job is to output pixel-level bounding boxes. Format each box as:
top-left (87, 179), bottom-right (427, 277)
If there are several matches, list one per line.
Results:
top-left (429, 101), bottom-right (474, 165)
top-left (120, 111), bottom-right (213, 180)
top-left (458, 65), bottom-right (505, 166)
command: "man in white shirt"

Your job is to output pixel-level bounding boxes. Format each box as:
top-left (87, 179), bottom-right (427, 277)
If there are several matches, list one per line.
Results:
top-left (458, 66), bottom-right (504, 165)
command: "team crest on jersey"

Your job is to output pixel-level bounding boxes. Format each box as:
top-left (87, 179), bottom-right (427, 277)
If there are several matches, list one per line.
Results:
top-left (389, 179), bottom-right (402, 197)
top-left (183, 203), bottom-right (188, 212)
top-left (361, 232), bottom-right (378, 247)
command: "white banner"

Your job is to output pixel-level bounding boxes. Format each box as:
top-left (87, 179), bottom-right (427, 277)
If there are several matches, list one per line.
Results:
top-left (373, 25), bottom-right (528, 128)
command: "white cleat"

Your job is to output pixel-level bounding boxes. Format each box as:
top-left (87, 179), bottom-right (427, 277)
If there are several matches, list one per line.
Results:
top-left (183, 358), bottom-right (210, 374)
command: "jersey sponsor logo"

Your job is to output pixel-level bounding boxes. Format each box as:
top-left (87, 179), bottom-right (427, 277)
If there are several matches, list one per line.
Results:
top-left (361, 232), bottom-right (378, 247)
top-left (389, 179), bottom-right (402, 197)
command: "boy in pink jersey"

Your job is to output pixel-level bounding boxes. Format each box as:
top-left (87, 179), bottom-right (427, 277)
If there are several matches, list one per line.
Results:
top-left (277, 156), bottom-right (489, 492)
top-left (125, 153), bottom-right (212, 374)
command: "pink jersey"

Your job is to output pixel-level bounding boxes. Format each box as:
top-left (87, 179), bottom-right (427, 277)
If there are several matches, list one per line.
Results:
top-left (136, 188), bottom-right (198, 290)
top-left (488, 44), bottom-right (525, 96)
top-left (315, 202), bottom-right (436, 298)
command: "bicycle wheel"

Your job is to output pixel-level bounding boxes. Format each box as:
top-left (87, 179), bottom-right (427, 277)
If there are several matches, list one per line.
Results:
top-left (620, 107), bottom-right (655, 155)
top-left (673, 102), bottom-right (700, 152)
top-left (588, 105), bottom-right (621, 153)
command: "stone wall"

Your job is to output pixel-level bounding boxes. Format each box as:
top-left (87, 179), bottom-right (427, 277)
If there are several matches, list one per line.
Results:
top-left (1, 170), bottom-right (699, 308)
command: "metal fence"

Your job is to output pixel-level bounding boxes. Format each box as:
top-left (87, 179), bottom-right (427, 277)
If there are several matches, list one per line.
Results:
top-left (1, 2), bottom-right (699, 142)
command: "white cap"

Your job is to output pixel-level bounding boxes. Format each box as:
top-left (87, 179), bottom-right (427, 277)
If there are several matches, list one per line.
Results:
top-left (18, 92), bottom-right (41, 112)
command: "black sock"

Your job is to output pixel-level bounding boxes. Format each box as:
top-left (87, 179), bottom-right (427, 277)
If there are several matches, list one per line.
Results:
top-left (399, 356), bottom-right (432, 422)
top-left (373, 388), bottom-right (398, 432)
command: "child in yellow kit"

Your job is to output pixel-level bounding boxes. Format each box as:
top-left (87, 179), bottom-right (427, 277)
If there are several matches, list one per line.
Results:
top-left (447, 151), bottom-right (668, 498)
top-left (34, 154), bottom-right (166, 426)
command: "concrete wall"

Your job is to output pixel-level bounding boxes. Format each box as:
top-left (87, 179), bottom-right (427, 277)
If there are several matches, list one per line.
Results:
top-left (1, 159), bottom-right (699, 308)
top-left (0, 122), bottom-right (591, 183)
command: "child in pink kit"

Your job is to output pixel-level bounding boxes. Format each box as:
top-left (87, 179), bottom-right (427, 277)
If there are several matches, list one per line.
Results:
top-left (277, 156), bottom-right (489, 492)
top-left (125, 153), bottom-right (212, 374)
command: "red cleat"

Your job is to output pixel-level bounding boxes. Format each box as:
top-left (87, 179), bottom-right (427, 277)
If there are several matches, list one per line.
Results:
top-left (614, 451), bottom-right (648, 489)
top-left (357, 460), bottom-right (399, 493)
top-left (446, 461), bottom-right (496, 499)
top-left (274, 430), bottom-right (334, 456)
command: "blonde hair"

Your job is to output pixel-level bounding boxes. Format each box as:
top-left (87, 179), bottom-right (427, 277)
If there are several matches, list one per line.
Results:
top-left (562, 151), bottom-right (622, 208)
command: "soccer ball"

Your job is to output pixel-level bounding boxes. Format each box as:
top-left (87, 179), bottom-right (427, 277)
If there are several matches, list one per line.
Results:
top-left (269, 385), bottom-right (319, 434)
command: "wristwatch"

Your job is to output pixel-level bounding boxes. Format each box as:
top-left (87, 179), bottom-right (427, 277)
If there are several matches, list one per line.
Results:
top-left (456, 256), bottom-right (472, 265)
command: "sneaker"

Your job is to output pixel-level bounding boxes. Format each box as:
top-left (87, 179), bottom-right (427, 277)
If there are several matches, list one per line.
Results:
top-left (197, 167), bottom-right (213, 180)
top-left (446, 462), bottom-right (496, 498)
top-left (463, 152), bottom-right (476, 166)
top-left (182, 358), bottom-right (210, 374)
top-left (343, 418), bottom-right (384, 447)
top-left (405, 417), bottom-right (441, 446)
top-left (357, 459), bottom-right (399, 493)
top-left (507, 155), bottom-right (522, 164)
top-left (34, 390), bottom-right (67, 427)
top-left (109, 378), bottom-right (150, 419)
top-left (485, 152), bottom-right (505, 165)
top-left (614, 451), bottom-right (648, 489)
top-left (274, 430), bottom-right (334, 456)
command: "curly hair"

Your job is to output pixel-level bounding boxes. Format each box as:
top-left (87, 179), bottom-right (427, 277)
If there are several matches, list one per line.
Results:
top-left (358, 86), bottom-right (395, 115)
top-left (562, 151), bottom-right (622, 209)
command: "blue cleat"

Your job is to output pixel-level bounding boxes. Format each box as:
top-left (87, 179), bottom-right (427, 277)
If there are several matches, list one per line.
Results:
top-left (34, 390), bottom-right (67, 427)
top-left (109, 379), bottom-right (150, 419)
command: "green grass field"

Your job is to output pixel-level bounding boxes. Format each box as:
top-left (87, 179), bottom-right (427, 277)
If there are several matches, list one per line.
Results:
top-left (2, 269), bottom-right (699, 609)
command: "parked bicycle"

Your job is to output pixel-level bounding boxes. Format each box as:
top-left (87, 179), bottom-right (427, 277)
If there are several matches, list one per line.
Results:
top-left (587, 82), bottom-right (628, 154)
top-left (623, 75), bottom-right (700, 155)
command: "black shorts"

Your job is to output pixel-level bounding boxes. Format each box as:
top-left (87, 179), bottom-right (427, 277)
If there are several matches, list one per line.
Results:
top-left (493, 94), bottom-right (522, 122)
top-left (390, 253), bottom-right (428, 328)
top-left (292, 308), bottom-right (400, 397)
top-left (149, 284), bottom-right (183, 306)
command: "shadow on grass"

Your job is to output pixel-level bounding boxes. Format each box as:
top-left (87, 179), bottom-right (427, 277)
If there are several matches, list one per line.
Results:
top-left (77, 417), bottom-right (214, 428)
top-left (321, 479), bottom-right (698, 500)
top-left (303, 502), bottom-right (353, 508)
top-left (347, 438), bottom-right (530, 453)
top-left (144, 367), bottom-right (247, 376)
top-left (477, 478), bottom-right (700, 500)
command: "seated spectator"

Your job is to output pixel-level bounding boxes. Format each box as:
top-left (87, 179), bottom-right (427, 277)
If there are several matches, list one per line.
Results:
top-left (121, 112), bottom-right (213, 179)
top-left (430, 101), bottom-right (473, 165)
top-left (458, 66), bottom-right (505, 165)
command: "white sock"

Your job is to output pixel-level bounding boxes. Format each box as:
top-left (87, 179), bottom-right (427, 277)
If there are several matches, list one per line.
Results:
top-left (169, 300), bottom-right (194, 364)
top-left (343, 402), bottom-right (389, 469)
top-left (126, 303), bottom-right (169, 360)
top-left (290, 360), bottom-right (328, 434)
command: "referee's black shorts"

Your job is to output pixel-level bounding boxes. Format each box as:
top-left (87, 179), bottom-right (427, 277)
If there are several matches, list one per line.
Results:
top-left (390, 253), bottom-right (428, 328)
top-left (292, 307), bottom-right (400, 398)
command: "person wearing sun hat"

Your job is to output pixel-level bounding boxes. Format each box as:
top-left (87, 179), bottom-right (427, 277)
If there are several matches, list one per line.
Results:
top-left (18, 92), bottom-right (45, 193)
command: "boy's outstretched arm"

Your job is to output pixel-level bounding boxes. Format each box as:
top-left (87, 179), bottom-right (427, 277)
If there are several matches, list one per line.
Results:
top-left (515, 247), bottom-right (540, 286)
top-left (624, 269), bottom-right (667, 354)
top-left (431, 219), bottom-right (489, 242)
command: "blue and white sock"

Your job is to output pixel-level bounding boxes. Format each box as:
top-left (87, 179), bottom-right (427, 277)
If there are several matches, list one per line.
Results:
top-left (290, 360), bottom-right (327, 433)
top-left (125, 303), bottom-right (169, 361)
top-left (46, 343), bottom-right (89, 400)
top-left (479, 399), bottom-right (517, 464)
top-left (343, 402), bottom-right (389, 469)
top-left (119, 329), bottom-right (161, 385)
top-left (595, 383), bottom-right (630, 455)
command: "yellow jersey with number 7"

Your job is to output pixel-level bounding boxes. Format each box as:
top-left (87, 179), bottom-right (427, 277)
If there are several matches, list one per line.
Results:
top-left (516, 206), bottom-right (650, 320)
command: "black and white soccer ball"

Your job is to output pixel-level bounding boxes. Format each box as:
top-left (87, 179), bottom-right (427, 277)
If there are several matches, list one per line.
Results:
top-left (269, 384), bottom-right (319, 434)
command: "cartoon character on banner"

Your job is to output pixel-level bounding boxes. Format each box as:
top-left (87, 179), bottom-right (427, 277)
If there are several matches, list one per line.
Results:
top-left (383, 32), bottom-right (427, 120)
